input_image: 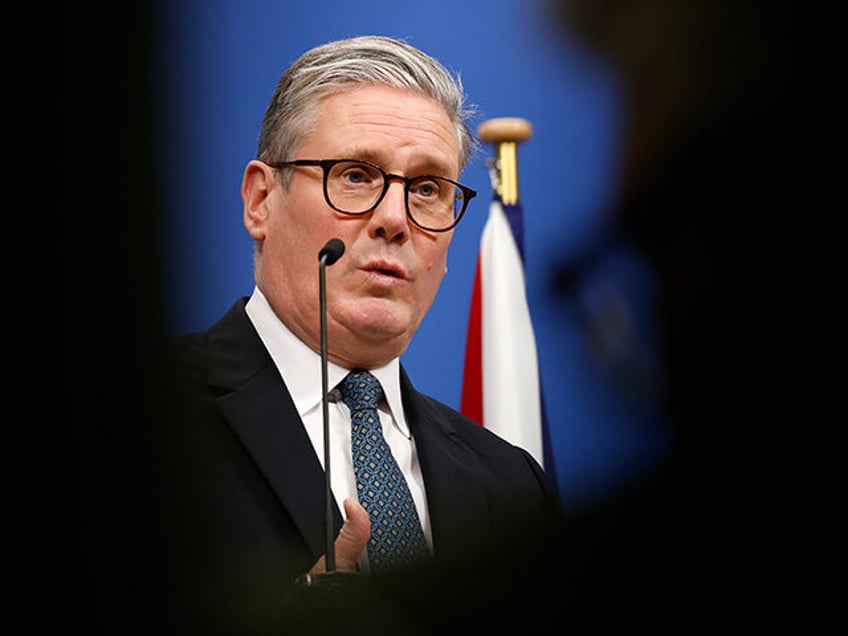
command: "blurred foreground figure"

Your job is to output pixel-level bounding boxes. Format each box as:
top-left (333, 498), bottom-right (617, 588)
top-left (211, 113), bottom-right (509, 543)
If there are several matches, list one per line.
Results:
top-left (549, 0), bottom-right (818, 626)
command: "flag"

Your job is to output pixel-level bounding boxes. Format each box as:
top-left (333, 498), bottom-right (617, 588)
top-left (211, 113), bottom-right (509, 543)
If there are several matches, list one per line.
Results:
top-left (461, 196), bottom-right (547, 469)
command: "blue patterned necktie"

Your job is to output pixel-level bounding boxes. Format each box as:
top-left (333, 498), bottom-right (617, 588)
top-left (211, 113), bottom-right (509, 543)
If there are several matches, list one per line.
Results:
top-left (339, 370), bottom-right (429, 572)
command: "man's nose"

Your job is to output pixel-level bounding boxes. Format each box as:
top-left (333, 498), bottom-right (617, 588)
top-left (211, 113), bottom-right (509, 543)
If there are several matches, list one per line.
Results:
top-left (369, 179), bottom-right (409, 243)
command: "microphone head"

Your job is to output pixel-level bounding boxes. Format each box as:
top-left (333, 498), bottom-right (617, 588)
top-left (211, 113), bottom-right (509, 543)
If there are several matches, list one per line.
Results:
top-left (319, 238), bottom-right (345, 266)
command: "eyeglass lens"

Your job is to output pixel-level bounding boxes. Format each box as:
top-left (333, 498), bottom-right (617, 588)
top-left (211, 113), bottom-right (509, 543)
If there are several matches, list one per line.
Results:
top-left (326, 161), bottom-right (462, 230)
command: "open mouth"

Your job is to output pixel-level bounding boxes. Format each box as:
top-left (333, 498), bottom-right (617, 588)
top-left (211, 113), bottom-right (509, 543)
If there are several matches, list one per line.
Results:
top-left (372, 266), bottom-right (400, 278)
top-left (364, 260), bottom-right (405, 280)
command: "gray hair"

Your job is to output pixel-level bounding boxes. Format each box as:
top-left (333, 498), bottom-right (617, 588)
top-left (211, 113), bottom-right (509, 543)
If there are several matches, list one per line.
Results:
top-left (256, 35), bottom-right (478, 174)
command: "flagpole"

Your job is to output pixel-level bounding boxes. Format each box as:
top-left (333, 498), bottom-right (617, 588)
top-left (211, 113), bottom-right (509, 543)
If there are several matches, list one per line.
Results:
top-left (477, 117), bottom-right (533, 205)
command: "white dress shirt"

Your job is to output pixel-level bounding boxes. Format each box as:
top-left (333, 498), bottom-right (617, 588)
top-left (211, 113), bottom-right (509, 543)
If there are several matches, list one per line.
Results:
top-left (245, 287), bottom-right (432, 568)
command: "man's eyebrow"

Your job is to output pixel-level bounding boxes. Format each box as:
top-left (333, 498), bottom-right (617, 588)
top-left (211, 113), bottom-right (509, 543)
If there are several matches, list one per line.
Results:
top-left (336, 148), bottom-right (455, 177)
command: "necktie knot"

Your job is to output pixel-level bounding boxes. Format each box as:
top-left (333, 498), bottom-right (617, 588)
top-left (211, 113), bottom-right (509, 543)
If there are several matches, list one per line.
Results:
top-left (339, 370), bottom-right (383, 414)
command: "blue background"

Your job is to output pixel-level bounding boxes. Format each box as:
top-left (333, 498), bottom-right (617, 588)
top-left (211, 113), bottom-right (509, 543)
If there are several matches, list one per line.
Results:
top-left (156, 0), bottom-right (671, 509)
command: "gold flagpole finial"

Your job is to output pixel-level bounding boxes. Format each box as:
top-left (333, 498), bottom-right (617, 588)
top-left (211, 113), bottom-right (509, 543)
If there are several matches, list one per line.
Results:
top-left (477, 117), bottom-right (533, 205)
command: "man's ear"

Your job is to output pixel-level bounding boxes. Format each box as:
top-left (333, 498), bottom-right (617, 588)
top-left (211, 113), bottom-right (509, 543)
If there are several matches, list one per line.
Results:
top-left (242, 160), bottom-right (276, 240)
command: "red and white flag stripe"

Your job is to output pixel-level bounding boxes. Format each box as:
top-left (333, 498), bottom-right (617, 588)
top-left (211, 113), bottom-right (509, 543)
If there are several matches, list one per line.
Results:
top-left (461, 198), bottom-right (544, 468)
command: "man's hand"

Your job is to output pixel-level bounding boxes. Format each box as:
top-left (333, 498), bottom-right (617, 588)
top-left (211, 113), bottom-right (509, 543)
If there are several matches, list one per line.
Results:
top-left (308, 498), bottom-right (370, 573)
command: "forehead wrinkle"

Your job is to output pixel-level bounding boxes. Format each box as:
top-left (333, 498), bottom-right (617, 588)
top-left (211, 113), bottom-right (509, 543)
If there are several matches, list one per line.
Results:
top-left (336, 115), bottom-right (458, 176)
top-left (304, 87), bottom-right (460, 177)
top-left (349, 109), bottom-right (457, 152)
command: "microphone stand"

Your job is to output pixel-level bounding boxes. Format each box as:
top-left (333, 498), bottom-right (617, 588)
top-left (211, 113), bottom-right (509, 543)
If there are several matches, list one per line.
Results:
top-left (296, 239), bottom-right (358, 590)
top-left (320, 242), bottom-right (336, 573)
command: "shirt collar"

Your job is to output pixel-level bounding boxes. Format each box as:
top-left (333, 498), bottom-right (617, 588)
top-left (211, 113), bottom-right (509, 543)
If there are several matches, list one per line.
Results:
top-left (244, 286), bottom-right (408, 435)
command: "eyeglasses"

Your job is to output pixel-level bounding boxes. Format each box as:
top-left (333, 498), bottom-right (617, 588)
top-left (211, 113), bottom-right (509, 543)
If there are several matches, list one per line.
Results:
top-left (264, 158), bottom-right (477, 232)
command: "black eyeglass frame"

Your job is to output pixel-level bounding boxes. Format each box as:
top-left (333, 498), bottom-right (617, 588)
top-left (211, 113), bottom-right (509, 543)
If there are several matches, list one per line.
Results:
top-left (263, 158), bottom-right (477, 233)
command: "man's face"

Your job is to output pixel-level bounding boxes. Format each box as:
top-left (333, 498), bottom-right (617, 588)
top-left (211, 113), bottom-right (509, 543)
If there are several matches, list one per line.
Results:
top-left (243, 85), bottom-right (461, 368)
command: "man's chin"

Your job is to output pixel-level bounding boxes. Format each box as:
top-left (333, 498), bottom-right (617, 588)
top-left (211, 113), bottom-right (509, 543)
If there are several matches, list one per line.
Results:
top-left (329, 325), bottom-right (412, 367)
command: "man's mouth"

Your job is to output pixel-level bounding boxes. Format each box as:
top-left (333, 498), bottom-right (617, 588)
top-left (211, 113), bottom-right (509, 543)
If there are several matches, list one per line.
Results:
top-left (363, 260), bottom-right (405, 279)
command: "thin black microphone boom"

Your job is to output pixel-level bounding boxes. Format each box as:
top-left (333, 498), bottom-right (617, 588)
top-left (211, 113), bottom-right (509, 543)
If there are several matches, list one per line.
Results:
top-left (318, 238), bottom-right (345, 572)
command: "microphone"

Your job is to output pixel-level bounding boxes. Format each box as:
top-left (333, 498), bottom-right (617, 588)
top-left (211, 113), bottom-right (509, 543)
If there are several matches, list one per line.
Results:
top-left (319, 238), bottom-right (345, 267)
top-left (318, 238), bottom-right (344, 572)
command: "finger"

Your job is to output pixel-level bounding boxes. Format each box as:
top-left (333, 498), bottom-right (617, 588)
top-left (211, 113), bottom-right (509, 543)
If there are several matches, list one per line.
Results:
top-left (307, 498), bottom-right (371, 574)
top-left (334, 498), bottom-right (370, 571)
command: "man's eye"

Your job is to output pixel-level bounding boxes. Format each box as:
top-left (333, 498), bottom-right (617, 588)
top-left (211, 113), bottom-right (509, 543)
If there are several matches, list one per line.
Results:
top-left (339, 165), bottom-right (381, 186)
top-left (344, 170), bottom-right (367, 184)
top-left (412, 180), bottom-right (440, 198)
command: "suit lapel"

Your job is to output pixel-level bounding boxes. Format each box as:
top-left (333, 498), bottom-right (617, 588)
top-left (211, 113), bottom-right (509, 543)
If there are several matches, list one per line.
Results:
top-left (400, 368), bottom-right (490, 563)
top-left (200, 301), bottom-right (488, 566)
top-left (206, 300), bottom-right (342, 563)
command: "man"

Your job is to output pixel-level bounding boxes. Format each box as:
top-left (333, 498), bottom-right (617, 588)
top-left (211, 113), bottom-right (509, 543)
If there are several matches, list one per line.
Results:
top-left (154, 36), bottom-right (556, 631)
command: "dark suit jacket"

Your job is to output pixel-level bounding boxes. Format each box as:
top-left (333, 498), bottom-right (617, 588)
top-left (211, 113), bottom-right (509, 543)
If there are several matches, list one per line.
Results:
top-left (143, 299), bottom-right (557, 632)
